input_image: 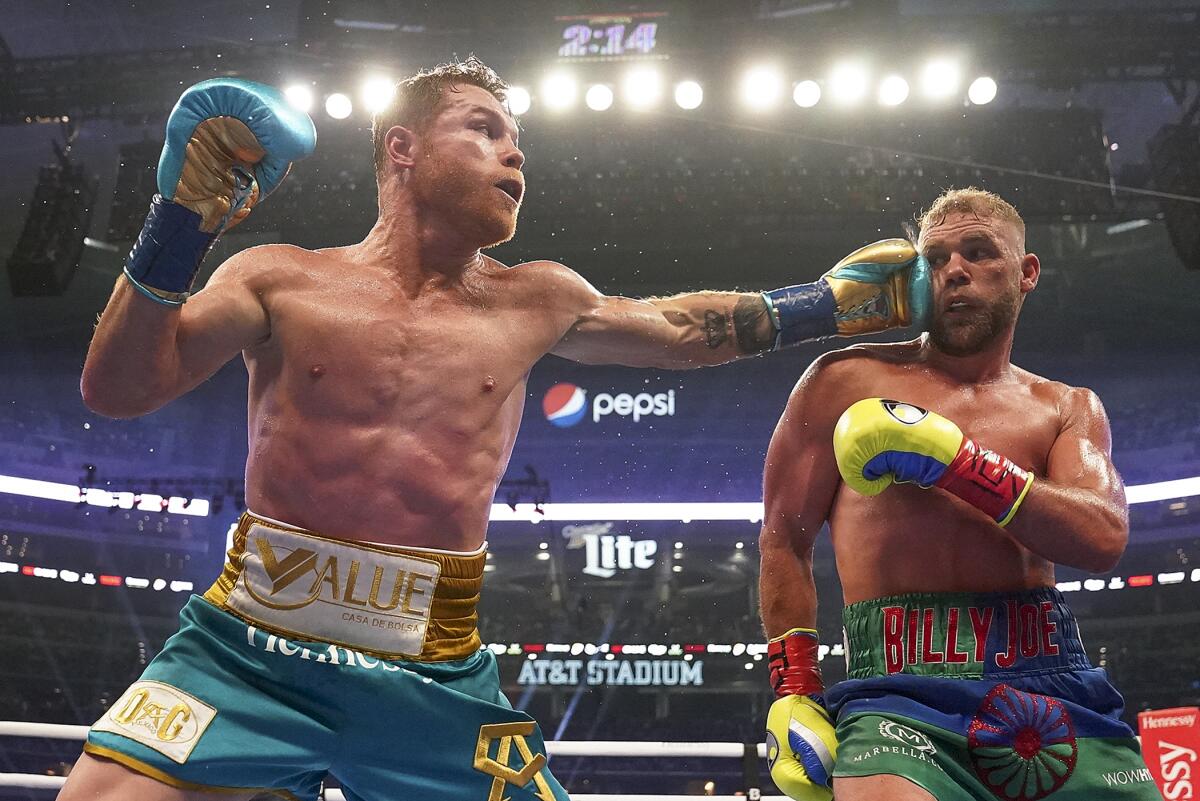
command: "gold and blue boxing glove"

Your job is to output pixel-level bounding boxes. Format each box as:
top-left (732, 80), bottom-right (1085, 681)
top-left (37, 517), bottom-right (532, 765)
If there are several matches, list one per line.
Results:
top-left (833, 398), bottom-right (1035, 527)
top-left (765, 628), bottom-right (837, 801)
top-left (124, 78), bottom-right (317, 305)
top-left (764, 239), bottom-right (932, 349)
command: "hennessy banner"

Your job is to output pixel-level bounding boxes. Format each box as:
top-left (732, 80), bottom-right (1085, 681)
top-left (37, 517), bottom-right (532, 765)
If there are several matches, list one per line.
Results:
top-left (1138, 706), bottom-right (1198, 800)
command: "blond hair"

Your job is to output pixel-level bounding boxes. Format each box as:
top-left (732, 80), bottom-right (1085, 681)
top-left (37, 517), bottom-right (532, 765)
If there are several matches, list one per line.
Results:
top-left (917, 187), bottom-right (1025, 251)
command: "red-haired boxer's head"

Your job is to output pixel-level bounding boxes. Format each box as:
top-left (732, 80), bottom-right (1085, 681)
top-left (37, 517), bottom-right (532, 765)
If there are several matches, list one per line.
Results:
top-left (371, 56), bottom-right (525, 250)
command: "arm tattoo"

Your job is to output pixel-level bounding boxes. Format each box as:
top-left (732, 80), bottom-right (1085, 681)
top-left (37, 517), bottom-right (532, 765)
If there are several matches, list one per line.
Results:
top-left (702, 309), bottom-right (730, 349)
top-left (733, 296), bottom-right (776, 354)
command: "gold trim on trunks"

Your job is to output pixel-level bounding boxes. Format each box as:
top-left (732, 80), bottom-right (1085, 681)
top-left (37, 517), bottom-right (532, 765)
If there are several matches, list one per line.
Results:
top-left (82, 743), bottom-right (299, 799)
top-left (205, 512), bottom-right (484, 662)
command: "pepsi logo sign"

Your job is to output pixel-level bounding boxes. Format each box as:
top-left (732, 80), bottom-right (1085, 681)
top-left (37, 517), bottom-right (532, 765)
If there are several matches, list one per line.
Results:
top-left (543, 383), bottom-right (589, 428)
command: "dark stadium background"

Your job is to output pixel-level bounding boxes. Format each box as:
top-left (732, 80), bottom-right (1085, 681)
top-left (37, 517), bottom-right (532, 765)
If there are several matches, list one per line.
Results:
top-left (2, 1), bottom-right (1199, 797)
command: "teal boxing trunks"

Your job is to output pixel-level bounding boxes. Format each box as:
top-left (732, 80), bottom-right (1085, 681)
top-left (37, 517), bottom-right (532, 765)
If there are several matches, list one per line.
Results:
top-left (84, 512), bottom-right (567, 801)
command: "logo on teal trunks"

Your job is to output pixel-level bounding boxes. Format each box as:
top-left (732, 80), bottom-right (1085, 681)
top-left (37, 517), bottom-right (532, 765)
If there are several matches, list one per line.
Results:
top-left (967, 684), bottom-right (1077, 801)
top-left (245, 535), bottom-right (437, 615)
top-left (91, 680), bottom-right (216, 764)
top-left (474, 722), bottom-right (555, 801)
top-left (878, 720), bottom-right (936, 755)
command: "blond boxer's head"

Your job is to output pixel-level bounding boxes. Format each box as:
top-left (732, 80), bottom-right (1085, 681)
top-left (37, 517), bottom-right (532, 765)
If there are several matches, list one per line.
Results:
top-left (916, 188), bottom-right (1039, 356)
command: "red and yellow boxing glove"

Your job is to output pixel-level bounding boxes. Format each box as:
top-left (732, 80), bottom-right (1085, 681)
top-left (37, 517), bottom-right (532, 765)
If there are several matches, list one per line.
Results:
top-left (765, 629), bottom-right (837, 801)
top-left (833, 398), bottom-right (1034, 527)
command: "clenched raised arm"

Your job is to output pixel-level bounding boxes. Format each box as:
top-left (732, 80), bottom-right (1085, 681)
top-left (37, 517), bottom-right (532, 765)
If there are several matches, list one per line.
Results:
top-left (80, 252), bottom-right (270, 418)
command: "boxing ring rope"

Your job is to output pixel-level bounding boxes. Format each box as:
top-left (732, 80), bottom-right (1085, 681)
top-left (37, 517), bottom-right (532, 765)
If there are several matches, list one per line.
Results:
top-left (0, 721), bottom-right (786, 799)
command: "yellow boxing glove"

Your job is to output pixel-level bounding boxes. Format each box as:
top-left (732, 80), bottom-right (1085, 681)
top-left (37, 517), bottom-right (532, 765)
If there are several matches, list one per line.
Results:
top-left (833, 398), bottom-right (1034, 527)
top-left (765, 628), bottom-right (836, 800)
top-left (767, 694), bottom-right (837, 801)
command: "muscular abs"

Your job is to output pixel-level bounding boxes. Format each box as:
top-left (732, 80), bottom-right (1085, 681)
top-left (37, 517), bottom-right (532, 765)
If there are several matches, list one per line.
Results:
top-left (829, 355), bottom-right (1065, 603)
top-left (241, 251), bottom-right (556, 549)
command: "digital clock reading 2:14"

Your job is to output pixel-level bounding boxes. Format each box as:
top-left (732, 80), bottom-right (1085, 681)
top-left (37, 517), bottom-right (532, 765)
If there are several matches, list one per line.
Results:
top-left (557, 14), bottom-right (664, 60)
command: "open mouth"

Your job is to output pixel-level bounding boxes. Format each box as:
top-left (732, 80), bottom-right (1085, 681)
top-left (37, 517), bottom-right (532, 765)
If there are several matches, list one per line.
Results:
top-left (495, 179), bottom-right (523, 204)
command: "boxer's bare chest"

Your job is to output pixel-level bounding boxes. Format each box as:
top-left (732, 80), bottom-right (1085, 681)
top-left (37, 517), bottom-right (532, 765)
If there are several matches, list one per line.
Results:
top-left (848, 359), bottom-right (1064, 475)
top-left (829, 353), bottom-right (1068, 599)
top-left (247, 261), bottom-right (560, 437)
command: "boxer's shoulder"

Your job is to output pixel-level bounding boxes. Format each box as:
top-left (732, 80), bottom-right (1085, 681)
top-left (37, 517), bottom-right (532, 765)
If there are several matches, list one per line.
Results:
top-left (1010, 366), bottom-right (1099, 421)
top-left (503, 259), bottom-right (600, 310)
top-left (802, 341), bottom-right (917, 388)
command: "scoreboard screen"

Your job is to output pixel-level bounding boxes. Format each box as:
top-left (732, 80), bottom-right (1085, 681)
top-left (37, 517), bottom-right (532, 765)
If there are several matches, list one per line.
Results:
top-left (555, 11), bottom-right (669, 61)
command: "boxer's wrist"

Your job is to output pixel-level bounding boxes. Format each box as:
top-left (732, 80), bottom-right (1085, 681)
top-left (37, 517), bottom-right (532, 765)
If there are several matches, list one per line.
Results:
top-left (767, 627), bottom-right (825, 698)
top-left (935, 437), bottom-right (1034, 527)
top-left (762, 282), bottom-right (837, 350)
top-left (123, 195), bottom-right (219, 306)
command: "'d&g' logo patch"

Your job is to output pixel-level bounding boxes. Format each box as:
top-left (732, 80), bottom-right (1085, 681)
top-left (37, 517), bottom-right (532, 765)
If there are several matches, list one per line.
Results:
top-left (91, 680), bottom-right (216, 763)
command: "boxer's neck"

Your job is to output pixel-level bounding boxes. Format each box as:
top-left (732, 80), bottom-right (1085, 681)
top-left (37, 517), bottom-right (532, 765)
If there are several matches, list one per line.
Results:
top-left (359, 199), bottom-right (483, 288)
top-left (921, 331), bottom-right (1017, 384)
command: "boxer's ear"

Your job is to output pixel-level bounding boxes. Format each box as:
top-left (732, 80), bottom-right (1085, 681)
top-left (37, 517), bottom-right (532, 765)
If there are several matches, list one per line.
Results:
top-left (383, 125), bottom-right (418, 170)
top-left (1019, 252), bottom-right (1040, 294)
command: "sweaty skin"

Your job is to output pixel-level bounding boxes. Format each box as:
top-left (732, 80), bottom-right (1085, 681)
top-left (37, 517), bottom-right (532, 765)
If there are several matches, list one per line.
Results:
top-left (774, 340), bottom-right (1084, 602)
top-left (757, 210), bottom-right (1128, 801)
top-left (80, 84), bottom-right (776, 551)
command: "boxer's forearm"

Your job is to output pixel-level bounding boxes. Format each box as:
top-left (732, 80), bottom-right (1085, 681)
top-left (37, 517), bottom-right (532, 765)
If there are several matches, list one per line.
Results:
top-left (648, 292), bottom-right (775, 366)
top-left (1001, 481), bottom-right (1128, 573)
top-left (81, 277), bottom-right (185, 418)
top-left (758, 526), bottom-right (820, 638)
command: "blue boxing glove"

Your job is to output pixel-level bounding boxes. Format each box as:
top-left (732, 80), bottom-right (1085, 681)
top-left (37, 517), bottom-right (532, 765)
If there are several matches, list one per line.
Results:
top-left (124, 78), bottom-right (316, 305)
top-left (763, 239), bottom-right (932, 348)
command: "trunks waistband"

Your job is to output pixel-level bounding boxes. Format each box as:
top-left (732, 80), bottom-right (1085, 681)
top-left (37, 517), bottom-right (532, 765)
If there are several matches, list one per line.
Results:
top-left (842, 587), bottom-right (1091, 680)
top-left (204, 512), bottom-right (484, 662)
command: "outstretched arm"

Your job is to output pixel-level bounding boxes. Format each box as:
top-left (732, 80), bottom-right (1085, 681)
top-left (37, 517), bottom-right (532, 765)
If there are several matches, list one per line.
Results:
top-left (547, 239), bottom-right (928, 369)
top-left (551, 289), bottom-right (776, 368)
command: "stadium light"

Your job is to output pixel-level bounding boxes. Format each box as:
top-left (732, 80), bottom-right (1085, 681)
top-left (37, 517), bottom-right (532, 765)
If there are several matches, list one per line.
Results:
top-left (507, 86), bottom-right (532, 115)
top-left (674, 80), bottom-right (703, 110)
top-left (968, 76), bottom-right (998, 105)
top-left (739, 66), bottom-right (785, 111)
top-left (878, 75), bottom-right (910, 106)
top-left (829, 62), bottom-right (870, 105)
top-left (325, 93), bottom-right (353, 120)
top-left (283, 84), bottom-right (314, 113)
top-left (792, 80), bottom-right (821, 108)
top-left (622, 66), bottom-right (663, 110)
top-left (586, 84), bottom-right (614, 111)
top-left (540, 72), bottom-right (578, 111)
top-left (360, 76), bottom-right (395, 113)
top-left (920, 58), bottom-right (962, 100)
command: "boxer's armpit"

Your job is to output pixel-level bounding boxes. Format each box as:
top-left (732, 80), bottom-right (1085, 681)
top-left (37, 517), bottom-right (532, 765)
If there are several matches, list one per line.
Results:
top-left (732, 295), bottom-right (775, 354)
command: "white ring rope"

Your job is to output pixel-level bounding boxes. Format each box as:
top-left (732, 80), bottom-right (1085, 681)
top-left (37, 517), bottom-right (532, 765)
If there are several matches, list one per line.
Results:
top-left (0, 721), bottom-right (784, 799)
top-left (0, 721), bottom-right (769, 757)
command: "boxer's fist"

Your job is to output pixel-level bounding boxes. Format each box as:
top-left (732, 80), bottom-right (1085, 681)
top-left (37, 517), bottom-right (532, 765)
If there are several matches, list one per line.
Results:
top-left (766, 695), bottom-right (837, 801)
top-left (833, 398), bottom-right (1033, 526)
top-left (159, 78), bottom-right (316, 233)
top-left (763, 239), bottom-right (931, 348)
top-left (822, 239), bottom-right (931, 336)
top-left (125, 79), bottom-right (316, 305)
